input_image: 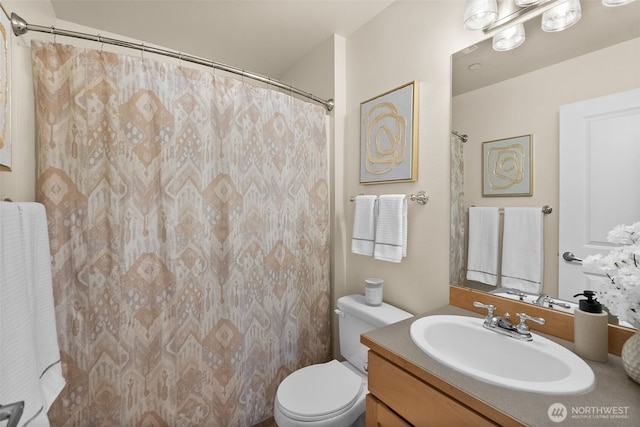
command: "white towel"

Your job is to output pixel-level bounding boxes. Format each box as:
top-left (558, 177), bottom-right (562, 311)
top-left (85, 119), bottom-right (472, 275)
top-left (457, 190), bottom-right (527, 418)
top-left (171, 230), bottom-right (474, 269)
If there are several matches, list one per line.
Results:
top-left (0, 202), bottom-right (64, 426)
top-left (351, 195), bottom-right (378, 256)
top-left (501, 207), bottom-right (544, 293)
top-left (374, 195), bottom-right (407, 263)
top-left (466, 207), bottom-right (500, 286)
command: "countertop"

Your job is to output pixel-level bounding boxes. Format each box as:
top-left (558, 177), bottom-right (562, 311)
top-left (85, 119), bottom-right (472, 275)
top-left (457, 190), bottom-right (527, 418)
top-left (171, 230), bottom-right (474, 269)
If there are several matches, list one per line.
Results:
top-left (361, 305), bottom-right (640, 426)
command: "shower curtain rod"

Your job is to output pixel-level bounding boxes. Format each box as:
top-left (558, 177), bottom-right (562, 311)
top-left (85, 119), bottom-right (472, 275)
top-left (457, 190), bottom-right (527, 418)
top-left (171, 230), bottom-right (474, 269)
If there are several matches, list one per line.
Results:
top-left (451, 131), bottom-right (468, 143)
top-left (10, 13), bottom-right (335, 112)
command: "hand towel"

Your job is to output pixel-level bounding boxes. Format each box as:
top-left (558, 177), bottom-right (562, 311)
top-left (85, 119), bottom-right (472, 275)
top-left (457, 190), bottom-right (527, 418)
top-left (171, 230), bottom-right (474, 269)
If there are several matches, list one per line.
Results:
top-left (374, 195), bottom-right (407, 263)
top-left (501, 207), bottom-right (544, 293)
top-left (0, 202), bottom-right (63, 427)
top-left (466, 207), bottom-right (500, 286)
top-left (351, 195), bottom-right (378, 256)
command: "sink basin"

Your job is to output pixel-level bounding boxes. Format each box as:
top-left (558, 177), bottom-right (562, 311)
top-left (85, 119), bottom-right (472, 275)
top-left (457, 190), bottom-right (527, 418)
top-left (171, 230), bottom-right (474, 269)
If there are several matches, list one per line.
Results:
top-left (410, 315), bottom-right (595, 395)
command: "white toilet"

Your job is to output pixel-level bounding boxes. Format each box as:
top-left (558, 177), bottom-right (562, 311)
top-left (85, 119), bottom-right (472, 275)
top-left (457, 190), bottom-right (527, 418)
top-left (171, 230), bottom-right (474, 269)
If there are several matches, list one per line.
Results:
top-left (274, 294), bottom-right (413, 427)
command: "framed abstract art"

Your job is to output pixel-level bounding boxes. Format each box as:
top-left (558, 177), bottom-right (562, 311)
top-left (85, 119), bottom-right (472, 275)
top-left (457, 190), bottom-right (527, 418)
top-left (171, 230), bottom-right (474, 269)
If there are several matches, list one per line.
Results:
top-left (482, 134), bottom-right (532, 197)
top-left (360, 81), bottom-right (418, 184)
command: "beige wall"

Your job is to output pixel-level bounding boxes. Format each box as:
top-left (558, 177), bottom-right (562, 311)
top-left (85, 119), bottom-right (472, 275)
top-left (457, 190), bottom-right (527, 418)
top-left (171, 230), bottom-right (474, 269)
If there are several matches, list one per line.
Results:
top-left (338, 0), bottom-right (481, 322)
top-left (0, 1), bottom-right (57, 201)
top-left (453, 37), bottom-right (640, 298)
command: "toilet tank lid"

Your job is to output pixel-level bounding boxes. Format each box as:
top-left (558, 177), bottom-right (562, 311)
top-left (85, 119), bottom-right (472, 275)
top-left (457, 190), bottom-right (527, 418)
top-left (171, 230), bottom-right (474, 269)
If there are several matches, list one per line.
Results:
top-left (337, 294), bottom-right (413, 328)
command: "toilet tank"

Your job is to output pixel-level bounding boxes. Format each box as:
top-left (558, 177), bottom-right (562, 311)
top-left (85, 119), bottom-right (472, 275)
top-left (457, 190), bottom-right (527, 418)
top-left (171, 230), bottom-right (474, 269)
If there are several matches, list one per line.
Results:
top-left (336, 294), bottom-right (413, 374)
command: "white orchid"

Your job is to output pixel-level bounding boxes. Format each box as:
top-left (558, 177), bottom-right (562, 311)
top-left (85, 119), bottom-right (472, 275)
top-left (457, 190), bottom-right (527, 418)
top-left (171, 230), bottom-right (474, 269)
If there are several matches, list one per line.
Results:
top-left (582, 222), bottom-right (640, 329)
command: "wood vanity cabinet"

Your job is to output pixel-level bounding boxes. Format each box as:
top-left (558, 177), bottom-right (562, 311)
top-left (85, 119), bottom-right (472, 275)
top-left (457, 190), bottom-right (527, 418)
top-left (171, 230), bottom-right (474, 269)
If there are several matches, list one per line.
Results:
top-left (365, 350), bottom-right (521, 427)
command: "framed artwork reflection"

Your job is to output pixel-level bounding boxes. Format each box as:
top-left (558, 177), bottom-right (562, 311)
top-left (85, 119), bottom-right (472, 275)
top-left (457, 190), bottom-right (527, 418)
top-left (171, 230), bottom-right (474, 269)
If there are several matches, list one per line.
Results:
top-left (482, 135), bottom-right (532, 197)
top-left (360, 81), bottom-right (418, 184)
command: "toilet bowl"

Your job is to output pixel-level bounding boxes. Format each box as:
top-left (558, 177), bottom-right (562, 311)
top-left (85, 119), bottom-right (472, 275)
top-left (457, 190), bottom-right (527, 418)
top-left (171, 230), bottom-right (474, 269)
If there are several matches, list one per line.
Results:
top-left (273, 294), bottom-right (413, 427)
top-left (273, 360), bottom-right (366, 427)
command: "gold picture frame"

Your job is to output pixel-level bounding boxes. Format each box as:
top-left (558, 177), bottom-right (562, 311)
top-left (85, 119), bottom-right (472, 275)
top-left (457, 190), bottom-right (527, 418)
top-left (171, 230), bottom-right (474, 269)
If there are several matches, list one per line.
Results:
top-left (360, 81), bottom-right (418, 184)
top-left (482, 135), bottom-right (532, 197)
top-left (0, 3), bottom-right (11, 171)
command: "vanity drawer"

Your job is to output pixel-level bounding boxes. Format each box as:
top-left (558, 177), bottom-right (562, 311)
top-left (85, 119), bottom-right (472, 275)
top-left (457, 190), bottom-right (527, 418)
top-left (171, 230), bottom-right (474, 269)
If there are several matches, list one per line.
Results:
top-left (366, 394), bottom-right (411, 427)
top-left (367, 351), bottom-right (498, 427)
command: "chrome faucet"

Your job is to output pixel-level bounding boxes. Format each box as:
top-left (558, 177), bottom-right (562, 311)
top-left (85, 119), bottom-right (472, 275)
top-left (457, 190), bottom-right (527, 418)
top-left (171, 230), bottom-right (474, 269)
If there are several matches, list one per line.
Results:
top-left (473, 301), bottom-right (545, 341)
top-left (534, 294), bottom-right (550, 306)
top-left (535, 294), bottom-right (572, 309)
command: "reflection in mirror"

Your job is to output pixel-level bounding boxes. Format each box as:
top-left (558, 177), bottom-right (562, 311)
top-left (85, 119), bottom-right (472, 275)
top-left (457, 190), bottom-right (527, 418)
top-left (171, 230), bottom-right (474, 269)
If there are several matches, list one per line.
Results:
top-left (450, 0), bottom-right (640, 328)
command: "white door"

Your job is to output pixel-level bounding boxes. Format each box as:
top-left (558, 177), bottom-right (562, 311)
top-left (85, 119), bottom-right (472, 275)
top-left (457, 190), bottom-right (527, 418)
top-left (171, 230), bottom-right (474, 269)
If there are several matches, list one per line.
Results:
top-left (558, 89), bottom-right (640, 302)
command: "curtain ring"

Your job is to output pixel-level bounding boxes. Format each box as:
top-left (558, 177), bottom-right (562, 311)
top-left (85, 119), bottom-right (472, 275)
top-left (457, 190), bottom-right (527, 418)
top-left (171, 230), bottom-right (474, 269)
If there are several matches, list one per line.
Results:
top-left (141, 43), bottom-right (145, 61)
top-left (50, 26), bottom-right (56, 43)
top-left (97, 34), bottom-right (103, 52)
top-left (178, 52), bottom-right (182, 68)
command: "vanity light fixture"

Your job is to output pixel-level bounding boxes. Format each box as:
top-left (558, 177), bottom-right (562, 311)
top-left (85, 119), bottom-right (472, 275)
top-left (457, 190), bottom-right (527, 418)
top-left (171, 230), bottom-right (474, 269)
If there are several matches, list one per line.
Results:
top-left (482, 0), bottom-right (560, 34)
top-left (602, 0), bottom-right (636, 5)
top-left (541, 0), bottom-right (582, 32)
top-left (464, 0), bottom-right (499, 30)
top-left (492, 23), bottom-right (526, 51)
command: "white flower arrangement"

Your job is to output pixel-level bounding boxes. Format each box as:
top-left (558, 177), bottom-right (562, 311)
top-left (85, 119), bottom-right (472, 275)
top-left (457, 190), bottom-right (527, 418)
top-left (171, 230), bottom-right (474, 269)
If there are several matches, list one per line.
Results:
top-left (582, 222), bottom-right (640, 329)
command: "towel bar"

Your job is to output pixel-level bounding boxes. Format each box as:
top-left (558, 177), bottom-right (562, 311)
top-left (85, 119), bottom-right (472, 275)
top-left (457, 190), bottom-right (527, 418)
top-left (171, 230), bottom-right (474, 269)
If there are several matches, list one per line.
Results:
top-left (349, 191), bottom-right (429, 205)
top-left (468, 205), bottom-right (552, 214)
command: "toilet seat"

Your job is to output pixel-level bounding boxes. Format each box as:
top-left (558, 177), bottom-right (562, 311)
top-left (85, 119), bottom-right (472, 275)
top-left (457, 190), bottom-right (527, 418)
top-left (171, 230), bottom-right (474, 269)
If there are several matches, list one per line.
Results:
top-left (275, 360), bottom-right (365, 422)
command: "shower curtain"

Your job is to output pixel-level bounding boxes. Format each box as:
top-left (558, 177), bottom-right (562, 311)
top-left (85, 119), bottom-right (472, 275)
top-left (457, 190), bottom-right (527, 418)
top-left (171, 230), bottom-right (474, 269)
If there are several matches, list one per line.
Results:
top-left (450, 134), bottom-right (465, 285)
top-left (31, 40), bottom-right (330, 426)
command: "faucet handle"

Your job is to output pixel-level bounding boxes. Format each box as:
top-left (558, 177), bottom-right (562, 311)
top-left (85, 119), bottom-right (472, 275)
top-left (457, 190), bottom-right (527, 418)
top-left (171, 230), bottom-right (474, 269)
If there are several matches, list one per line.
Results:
top-left (473, 301), bottom-right (496, 317)
top-left (516, 312), bottom-right (545, 333)
top-left (507, 290), bottom-right (527, 301)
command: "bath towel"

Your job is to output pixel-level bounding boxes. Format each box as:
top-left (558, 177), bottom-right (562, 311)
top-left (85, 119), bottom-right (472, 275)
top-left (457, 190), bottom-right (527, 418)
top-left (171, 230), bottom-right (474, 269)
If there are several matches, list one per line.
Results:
top-left (501, 207), bottom-right (544, 293)
top-left (374, 195), bottom-right (407, 263)
top-left (351, 195), bottom-right (378, 256)
top-left (466, 207), bottom-right (500, 286)
top-left (0, 202), bottom-right (64, 427)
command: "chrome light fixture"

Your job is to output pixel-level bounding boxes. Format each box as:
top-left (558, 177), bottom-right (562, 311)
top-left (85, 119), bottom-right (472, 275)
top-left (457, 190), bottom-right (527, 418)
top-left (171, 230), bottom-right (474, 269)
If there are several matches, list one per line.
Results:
top-left (493, 23), bottom-right (526, 51)
top-left (541, 0), bottom-right (582, 32)
top-left (464, 0), bottom-right (499, 30)
top-left (602, 0), bottom-right (636, 6)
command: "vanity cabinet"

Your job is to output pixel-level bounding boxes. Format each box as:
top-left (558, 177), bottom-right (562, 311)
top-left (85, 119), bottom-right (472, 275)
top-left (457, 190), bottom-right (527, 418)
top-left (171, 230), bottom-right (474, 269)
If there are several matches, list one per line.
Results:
top-left (362, 302), bottom-right (639, 426)
top-left (365, 350), bottom-right (522, 427)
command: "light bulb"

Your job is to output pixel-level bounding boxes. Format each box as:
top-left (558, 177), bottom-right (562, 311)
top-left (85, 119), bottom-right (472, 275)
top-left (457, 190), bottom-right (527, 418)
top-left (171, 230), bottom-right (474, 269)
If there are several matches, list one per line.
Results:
top-left (541, 0), bottom-right (582, 32)
top-left (464, 0), bottom-right (499, 31)
top-left (602, 0), bottom-right (636, 6)
top-left (493, 23), bottom-right (526, 51)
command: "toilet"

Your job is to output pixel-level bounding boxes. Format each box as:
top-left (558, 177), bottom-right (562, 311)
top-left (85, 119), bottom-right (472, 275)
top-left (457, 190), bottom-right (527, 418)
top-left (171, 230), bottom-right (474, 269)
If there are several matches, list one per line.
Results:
top-left (274, 294), bottom-right (413, 427)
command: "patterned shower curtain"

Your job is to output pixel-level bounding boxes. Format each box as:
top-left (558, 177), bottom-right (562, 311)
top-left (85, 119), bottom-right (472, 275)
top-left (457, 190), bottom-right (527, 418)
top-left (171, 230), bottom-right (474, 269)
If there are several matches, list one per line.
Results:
top-left (450, 134), bottom-right (465, 286)
top-left (31, 40), bottom-right (330, 426)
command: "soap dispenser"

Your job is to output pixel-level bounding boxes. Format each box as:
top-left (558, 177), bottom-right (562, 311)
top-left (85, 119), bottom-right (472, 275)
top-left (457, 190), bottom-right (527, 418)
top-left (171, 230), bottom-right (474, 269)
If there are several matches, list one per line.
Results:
top-left (573, 291), bottom-right (608, 362)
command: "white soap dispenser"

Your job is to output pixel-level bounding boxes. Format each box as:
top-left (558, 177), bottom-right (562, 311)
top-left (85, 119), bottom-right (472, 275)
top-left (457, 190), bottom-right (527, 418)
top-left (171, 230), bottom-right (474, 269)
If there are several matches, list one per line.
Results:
top-left (573, 291), bottom-right (608, 362)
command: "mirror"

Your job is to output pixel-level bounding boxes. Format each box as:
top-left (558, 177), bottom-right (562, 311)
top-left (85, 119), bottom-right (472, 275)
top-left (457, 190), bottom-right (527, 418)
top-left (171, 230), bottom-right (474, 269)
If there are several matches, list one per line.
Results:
top-left (450, 0), bottom-right (640, 326)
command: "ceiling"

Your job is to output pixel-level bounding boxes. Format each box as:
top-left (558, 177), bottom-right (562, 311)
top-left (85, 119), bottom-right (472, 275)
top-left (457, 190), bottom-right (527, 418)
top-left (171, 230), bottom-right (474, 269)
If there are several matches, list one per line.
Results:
top-left (49, 0), bottom-right (395, 79)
